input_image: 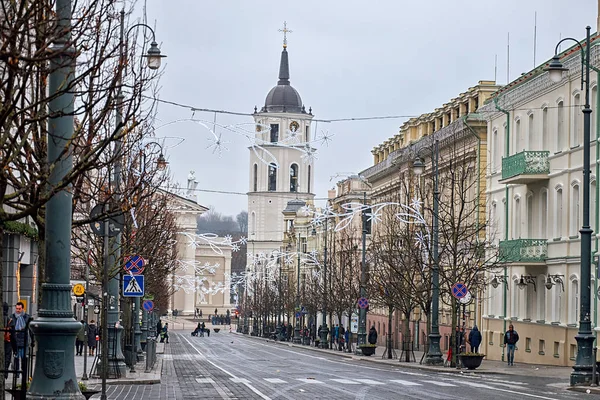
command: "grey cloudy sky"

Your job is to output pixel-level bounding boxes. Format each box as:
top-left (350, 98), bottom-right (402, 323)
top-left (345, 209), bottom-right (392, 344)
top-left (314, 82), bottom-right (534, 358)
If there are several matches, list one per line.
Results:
top-left (143, 0), bottom-right (595, 217)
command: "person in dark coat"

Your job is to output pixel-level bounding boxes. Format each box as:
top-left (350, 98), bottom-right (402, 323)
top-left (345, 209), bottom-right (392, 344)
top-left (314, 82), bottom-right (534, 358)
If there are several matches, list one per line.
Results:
top-left (87, 320), bottom-right (98, 356)
top-left (368, 326), bottom-right (377, 345)
top-left (76, 320), bottom-right (85, 356)
top-left (8, 302), bottom-right (33, 375)
top-left (468, 325), bottom-right (482, 353)
top-left (504, 324), bottom-right (519, 366)
top-left (156, 319), bottom-right (163, 339)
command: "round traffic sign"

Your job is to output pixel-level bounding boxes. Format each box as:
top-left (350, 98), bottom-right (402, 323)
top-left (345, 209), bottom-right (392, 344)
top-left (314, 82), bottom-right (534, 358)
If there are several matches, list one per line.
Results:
top-left (72, 283), bottom-right (85, 296)
top-left (357, 297), bottom-right (369, 309)
top-left (143, 300), bottom-right (154, 312)
top-left (124, 255), bottom-right (146, 275)
top-left (451, 282), bottom-right (468, 299)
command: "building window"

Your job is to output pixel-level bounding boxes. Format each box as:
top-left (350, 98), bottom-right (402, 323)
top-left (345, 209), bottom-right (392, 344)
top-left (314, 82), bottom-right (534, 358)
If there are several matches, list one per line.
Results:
top-left (268, 163), bottom-right (277, 191)
top-left (569, 277), bottom-right (579, 325)
top-left (528, 113), bottom-right (535, 150)
top-left (253, 163), bottom-right (258, 191)
top-left (554, 342), bottom-right (560, 358)
top-left (555, 187), bottom-right (563, 239)
top-left (557, 101), bottom-right (564, 152)
top-left (542, 107), bottom-right (548, 150)
top-left (307, 165), bottom-right (311, 193)
top-left (251, 212), bottom-right (256, 236)
top-left (290, 164), bottom-right (298, 192)
top-left (513, 196), bottom-right (521, 239)
top-left (572, 93), bottom-right (581, 147)
top-left (540, 190), bottom-right (548, 238)
top-left (526, 192), bottom-right (534, 237)
top-left (305, 125), bottom-right (310, 142)
top-left (570, 344), bottom-right (577, 360)
top-left (514, 118), bottom-right (521, 153)
top-left (571, 183), bottom-right (580, 237)
top-left (270, 124), bottom-right (279, 143)
top-left (539, 339), bottom-right (545, 355)
top-left (526, 337), bottom-right (531, 352)
top-left (491, 128), bottom-right (498, 174)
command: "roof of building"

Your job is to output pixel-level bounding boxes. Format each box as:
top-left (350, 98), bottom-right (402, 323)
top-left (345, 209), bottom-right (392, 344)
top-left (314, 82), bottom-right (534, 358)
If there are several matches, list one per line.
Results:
top-left (282, 198), bottom-right (306, 214)
top-left (262, 46), bottom-right (305, 113)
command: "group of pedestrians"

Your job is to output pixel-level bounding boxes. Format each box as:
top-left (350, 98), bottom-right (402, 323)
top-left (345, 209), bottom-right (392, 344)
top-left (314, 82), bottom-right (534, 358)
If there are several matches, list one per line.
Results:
top-left (75, 319), bottom-right (98, 356)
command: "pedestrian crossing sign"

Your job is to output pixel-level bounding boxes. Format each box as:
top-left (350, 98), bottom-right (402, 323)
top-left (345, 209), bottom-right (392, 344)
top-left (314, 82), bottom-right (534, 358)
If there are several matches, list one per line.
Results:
top-left (123, 275), bottom-right (144, 297)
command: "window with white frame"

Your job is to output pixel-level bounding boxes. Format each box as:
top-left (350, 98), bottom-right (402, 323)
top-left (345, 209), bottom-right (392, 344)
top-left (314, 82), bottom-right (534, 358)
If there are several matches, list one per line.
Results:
top-left (557, 100), bottom-right (564, 152)
top-left (528, 112), bottom-right (535, 150)
top-left (540, 190), bottom-right (548, 238)
top-left (570, 183), bottom-right (580, 237)
top-left (514, 196), bottom-right (521, 239)
top-left (542, 106), bottom-right (549, 150)
top-left (251, 212), bottom-right (256, 236)
top-left (491, 201), bottom-right (498, 242)
top-left (511, 277), bottom-right (520, 318)
top-left (569, 276), bottom-right (579, 325)
top-left (492, 128), bottom-right (498, 173)
top-left (555, 187), bottom-right (563, 239)
top-left (552, 284), bottom-right (562, 323)
top-left (527, 192), bottom-right (534, 238)
top-left (537, 275), bottom-right (546, 321)
top-left (515, 118), bottom-right (522, 153)
top-left (572, 93), bottom-right (581, 147)
top-left (592, 86), bottom-right (598, 138)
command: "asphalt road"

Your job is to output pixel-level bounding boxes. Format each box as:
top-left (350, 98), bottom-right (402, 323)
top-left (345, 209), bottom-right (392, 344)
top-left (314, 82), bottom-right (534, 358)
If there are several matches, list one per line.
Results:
top-left (93, 330), bottom-right (589, 400)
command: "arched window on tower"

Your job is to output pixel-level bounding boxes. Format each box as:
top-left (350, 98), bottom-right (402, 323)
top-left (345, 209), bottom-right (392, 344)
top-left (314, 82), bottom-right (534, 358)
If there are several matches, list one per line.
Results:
top-left (290, 164), bottom-right (298, 192)
top-left (307, 165), bottom-right (311, 193)
top-left (253, 163), bottom-right (258, 191)
top-left (268, 163), bottom-right (277, 191)
top-left (270, 124), bottom-right (279, 143)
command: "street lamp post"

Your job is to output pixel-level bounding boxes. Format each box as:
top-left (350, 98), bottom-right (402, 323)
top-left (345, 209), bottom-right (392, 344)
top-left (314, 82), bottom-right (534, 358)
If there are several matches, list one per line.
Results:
top-left (104, 9), bottom-right (166, 381)
top-left (293, 233), bottom-right (302, 344)
top-left (28, 1), bottom-right (83, 398)
top-left (413, 139), bottom-right (443, 365)
top-left (319, 216), bottom-right (330, 348)
top-left (545, 26), bottom-right (594, 386)
top-left (357, 192), bottom-right (368, 348)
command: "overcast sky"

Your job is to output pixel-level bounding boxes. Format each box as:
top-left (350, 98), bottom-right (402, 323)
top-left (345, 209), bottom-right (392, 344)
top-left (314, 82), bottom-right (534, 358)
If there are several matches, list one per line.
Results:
top-left (142, 0), bottom-right (596, 217)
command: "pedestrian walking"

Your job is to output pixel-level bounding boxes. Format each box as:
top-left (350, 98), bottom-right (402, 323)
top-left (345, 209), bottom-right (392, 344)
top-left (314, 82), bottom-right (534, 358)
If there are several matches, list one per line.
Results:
top-left (368, 326), bottom-right (377, 345)
top-left (156, 319), bottom-right (163, 339)
top-left (468, 325), bottom-right (482, 353)
top-left (87, 320), bottom-right (98, 356)
top-left (504, 324), bottom-right (519, 366)
top-left (161, 323), bottom-right (169, 343)
top-left (76, 320), bottom-right (85, 356)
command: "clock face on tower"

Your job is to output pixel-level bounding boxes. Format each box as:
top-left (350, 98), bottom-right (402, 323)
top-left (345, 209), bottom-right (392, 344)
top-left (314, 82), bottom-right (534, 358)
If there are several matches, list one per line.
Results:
top-left (289, 121), bottom-right (299, 132)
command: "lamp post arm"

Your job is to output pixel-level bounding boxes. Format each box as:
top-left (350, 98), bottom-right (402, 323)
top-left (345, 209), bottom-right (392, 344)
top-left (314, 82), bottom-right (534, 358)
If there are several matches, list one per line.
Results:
top-left (553, 37), bottom-right (586, 91)
top-left (126, 23), bottom-right (157, 42)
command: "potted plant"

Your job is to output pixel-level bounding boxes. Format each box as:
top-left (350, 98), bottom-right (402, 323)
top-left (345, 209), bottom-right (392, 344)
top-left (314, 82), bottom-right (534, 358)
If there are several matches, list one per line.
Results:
top-left (358, 343), bottom-right (377, 356)
top-left (458, 352), bottom-right (485, 370)
top-left (79, 381), bottom-right (101, 399)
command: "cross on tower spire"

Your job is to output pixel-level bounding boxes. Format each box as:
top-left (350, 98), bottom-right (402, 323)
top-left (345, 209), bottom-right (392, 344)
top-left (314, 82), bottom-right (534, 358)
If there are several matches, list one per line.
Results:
top-left (278, 21), bottom-right (292, 48)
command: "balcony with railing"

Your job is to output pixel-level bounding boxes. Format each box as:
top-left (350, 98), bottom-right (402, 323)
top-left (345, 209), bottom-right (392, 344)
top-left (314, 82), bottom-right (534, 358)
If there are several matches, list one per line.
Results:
top-left (499, 239), bottom-right (547, 264)
top-left (499, 151), bottom-right (550, 184)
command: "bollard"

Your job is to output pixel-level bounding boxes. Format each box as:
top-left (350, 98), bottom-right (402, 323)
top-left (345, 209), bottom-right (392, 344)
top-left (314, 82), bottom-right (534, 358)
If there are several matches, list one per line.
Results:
top-left (593, 347), bottom-right (598, 387)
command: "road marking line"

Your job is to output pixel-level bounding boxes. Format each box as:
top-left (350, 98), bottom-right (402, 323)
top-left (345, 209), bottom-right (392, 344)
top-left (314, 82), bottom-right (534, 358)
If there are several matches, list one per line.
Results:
top-left (330, 379), bottom-right (361, 384)
top-left (421, 380), bottom-right (457, 387)
top-left (459, 381), bottom-right (493, 389)
top-left (196, 378), bottom-right (214, 384)
top-left (354, 379), bottom-right (384, 385)
top-left (389, 379), bottom-right (422, 386)
top-left (180, 333), bottom-right (272, 400)
top-left (264, 378), bottom-right (286, 384)
top-left (296, 378), bottom-right (324, 384)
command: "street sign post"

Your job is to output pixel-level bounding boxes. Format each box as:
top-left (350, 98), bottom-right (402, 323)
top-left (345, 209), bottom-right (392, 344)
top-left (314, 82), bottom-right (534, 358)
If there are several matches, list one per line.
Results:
top-left (123, 275), bottom-right (145, 297)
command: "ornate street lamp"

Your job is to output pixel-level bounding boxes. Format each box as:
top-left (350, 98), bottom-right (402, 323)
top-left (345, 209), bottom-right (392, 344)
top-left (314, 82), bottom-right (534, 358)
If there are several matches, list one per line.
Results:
top-left (413, 140), bottom-right (443, 365)
top-left (545, 26), bottom-right (594, 386)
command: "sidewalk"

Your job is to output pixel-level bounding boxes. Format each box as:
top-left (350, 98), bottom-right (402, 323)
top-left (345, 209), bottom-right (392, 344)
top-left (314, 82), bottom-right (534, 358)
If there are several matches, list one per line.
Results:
top-left (73, 341), bottom-right (165, 386)
top-left (231, 330), bottom-right (572, 381)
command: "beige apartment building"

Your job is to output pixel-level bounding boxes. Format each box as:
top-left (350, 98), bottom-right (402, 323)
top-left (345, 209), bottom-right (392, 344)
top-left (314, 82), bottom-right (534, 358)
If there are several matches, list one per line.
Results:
top-left (480, 33), bottom-right (600, 366)
top-left (360, 80), bottom-right (500, 351)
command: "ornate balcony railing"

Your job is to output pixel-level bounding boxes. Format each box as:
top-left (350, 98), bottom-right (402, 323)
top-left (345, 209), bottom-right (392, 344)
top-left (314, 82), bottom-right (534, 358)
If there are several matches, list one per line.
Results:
top-left (499, 239), bottom-right (547, 263)
top-left (501, 151), bottom-right (549, 182)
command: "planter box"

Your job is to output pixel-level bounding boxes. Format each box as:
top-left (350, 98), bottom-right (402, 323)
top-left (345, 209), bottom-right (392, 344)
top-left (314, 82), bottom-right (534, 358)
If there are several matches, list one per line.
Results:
top-left (213, 328), bottom-right (220, 333)
top-left (458, 354), bottom-right (484, 370)
top-left (82, 390), bottom-right (101, 399)
top-left (359, 346), bottom-right (376, 356)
